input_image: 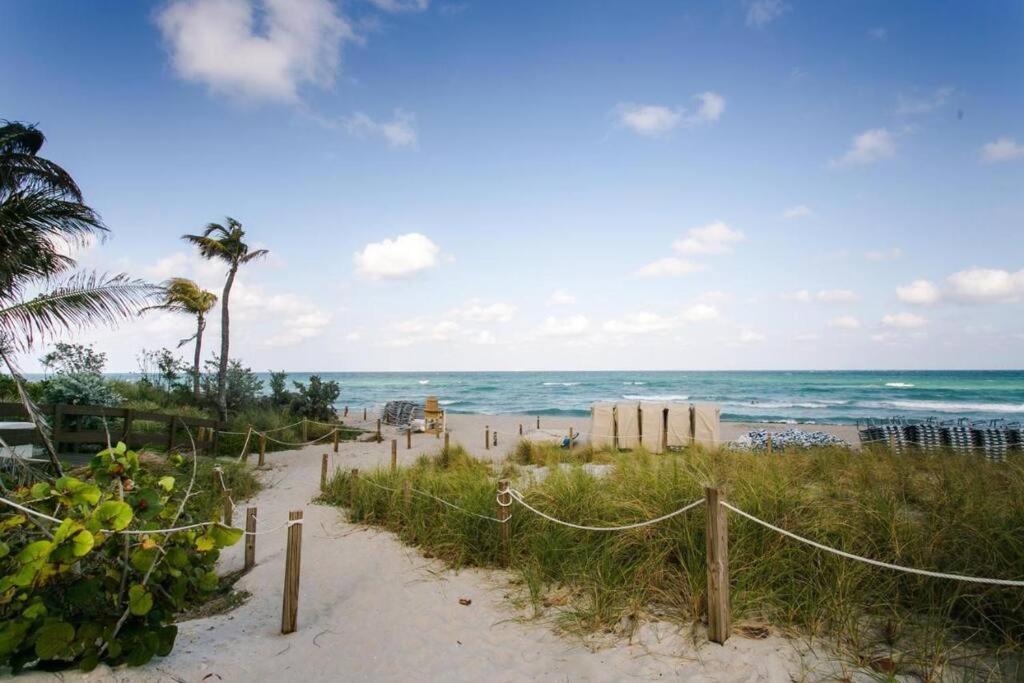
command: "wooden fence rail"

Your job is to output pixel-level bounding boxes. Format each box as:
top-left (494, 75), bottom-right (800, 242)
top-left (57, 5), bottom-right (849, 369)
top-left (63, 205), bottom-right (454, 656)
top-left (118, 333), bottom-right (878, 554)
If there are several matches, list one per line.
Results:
top-left (0, 402), bottom-right (223, 455)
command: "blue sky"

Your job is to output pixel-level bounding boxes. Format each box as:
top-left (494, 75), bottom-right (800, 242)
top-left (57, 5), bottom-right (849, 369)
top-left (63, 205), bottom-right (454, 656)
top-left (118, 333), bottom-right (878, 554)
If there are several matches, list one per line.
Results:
top-left (3, 0), bottom-right (1023, 371)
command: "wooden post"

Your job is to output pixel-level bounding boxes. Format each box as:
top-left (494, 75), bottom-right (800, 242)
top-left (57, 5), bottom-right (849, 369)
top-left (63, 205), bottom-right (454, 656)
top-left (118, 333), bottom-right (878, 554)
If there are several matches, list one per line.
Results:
top-left (258, 433), bottom-right (266, 467)
top-left (496, 479), bottom-right (511, 566)
top-left (363, 407), bottom-right (367, 421)
top-left (402, 479), bottom-right (411, 511)
top-left (53, 404), bottom-right (65, 454)
top-left (391, 440), bottom-right (398, 471)
top-left (166, 416), bottom-right (178, 452)
top-left (301, 418), bottom-right (308, 443)
top-left (443, 431), bottom-right (450, 452)
top-left (349, 468), bottom-right (359, 507)
top-left (333, 427), bottom-right (339, 453)
top-left (766, 433), bottom-right (773, 456)
top-left (123, 409), bottom-right (134, 447)
top-left (344, 406), bottom-right (349, 417)
top-left (705, 487), bottom-right (730, 645)
top-left (281, 510), bottom-right (303, 634)
top-left (536, 415), bottom-right (540, 429)
top-left (493, 430), bottom-right (498, 447)
top-left (321, 453), bottom-right (329, 491)
top-left (244, 507), bottom-right (257, 571)
top-left (485, 426), bottom-right (490, 450)
top-left (568, 427), bottom-right (574, 452)
top-left (376, 419), bottom-right (381, 441)
top-left (223, 492), bottom-right (233, 527)
top-left (406, 428), bottom-right (412, 450)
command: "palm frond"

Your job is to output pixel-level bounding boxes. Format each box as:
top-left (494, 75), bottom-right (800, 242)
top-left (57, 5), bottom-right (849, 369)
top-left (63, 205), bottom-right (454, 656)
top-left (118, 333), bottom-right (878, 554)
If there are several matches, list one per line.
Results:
top-left (0, 121), bottom-right (82, 200)
top-left (241, 248), bottom-right (269, 264)
top-left (0, 122), bottom-right (45, 157)
top-left (0, 272), bottom-right (161, 352)
top-left (0, 350), bottom-right (61, 474)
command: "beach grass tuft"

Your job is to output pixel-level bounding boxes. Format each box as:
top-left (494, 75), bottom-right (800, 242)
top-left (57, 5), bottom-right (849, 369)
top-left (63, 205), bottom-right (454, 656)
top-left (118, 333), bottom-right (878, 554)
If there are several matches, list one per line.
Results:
top-left (322, 443), bottom-right (1024, 677)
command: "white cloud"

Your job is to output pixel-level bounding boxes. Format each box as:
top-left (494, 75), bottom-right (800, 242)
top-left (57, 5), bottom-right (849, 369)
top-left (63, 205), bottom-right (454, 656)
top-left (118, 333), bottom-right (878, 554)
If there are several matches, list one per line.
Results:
top-left (882, 312), bottom-right (928, 329)
top-left (635, 257), bottom-right (706, 278)
top-left (867, 26), bottom-right (887, 40)
top-left (864, 247), bottom-right (903, 261)
top-left (615, 92), bottom-right (725, 136)
top-left (745, 0), bottom-right (789, 28)
top-left (468, 330), bottom-right (497, 345)
top-left (783, 289), bottom-right (812, 303)
top-left (449, 300), bottom-right (517, 323)
top-left (547, 289), bottom-right (576, 306)
top-left (735, 329), bottom-right (766, 343)
top-left (896, 279), bottom-right (941, 305)
top-left (681, 303), bottom-right (719, 322)
top-left (538, 315), bottom-right (590, 337)
top-left (783, 205), bottom-right (813, 219)
top-left (157, 0), bottom-right (353, 102)
top-left (793, 332), bottom-right (820, 342)
top-left (672, 221), bottom-right (744, 256)
top-left (344, 109), bottom-right (417, 147)
top-left (828, 315), bottom-right (861, 330)
top-left (345, 331), bottom-right (361, 341)
top-left (603, 312), bottom-right (677, 335)
top-left (265, 309), bottom-right (331, 347)
top-left (947, 268), bottom-right (1024, 303)
top-left (816, 289), bottom-right (859, 303)
top-left (366, 0), bottom-right (428, 12)
top-left (895, 86), bottom-right (953, 116)
top-left (143, 252), bottom-right (191, 280)
top-left (831, 128), bottom-right (896, 167)
top-left (353, 233), bottom-right (442, 280)
top-left (981, 137), bottom-right (1024, 163)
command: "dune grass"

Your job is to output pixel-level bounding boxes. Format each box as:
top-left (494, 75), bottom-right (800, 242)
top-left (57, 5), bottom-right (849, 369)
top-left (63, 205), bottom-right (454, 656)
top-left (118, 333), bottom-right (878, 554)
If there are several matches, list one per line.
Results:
top-left (322, 443), bottom-right (1024, 677)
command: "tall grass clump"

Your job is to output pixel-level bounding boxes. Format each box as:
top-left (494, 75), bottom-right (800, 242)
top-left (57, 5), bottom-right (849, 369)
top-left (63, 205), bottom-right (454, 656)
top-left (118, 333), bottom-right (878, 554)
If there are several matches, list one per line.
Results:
top-left (323, 442), bottom-right (1024, 673)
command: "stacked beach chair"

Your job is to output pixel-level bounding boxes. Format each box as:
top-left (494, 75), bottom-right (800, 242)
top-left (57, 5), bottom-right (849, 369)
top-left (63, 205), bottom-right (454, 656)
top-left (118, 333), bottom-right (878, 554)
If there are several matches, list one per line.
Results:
top-left (942, 419), bottom-right (974, 454)
top-left (859, 417), bottom-right (1021, 462)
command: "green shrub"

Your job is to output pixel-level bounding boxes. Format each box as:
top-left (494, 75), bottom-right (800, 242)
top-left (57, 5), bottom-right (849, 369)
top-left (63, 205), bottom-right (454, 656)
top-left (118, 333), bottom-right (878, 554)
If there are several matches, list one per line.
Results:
top-left (0, 443), bottom-right (245, 672)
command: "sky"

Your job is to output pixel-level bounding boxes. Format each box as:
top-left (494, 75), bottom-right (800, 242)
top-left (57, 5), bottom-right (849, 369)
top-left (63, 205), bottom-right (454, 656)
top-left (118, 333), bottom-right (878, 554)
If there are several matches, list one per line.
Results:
top-left (3, 0), bottom-right (1023, 372)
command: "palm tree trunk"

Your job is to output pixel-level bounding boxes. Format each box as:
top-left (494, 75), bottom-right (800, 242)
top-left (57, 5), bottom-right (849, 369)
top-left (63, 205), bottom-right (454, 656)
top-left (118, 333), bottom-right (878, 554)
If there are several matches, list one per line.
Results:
top-left (217, 265), bottom-right (236, 422)
top-left (1, 350), bottom-right (63, 476)
top-left (193, 312), bottom-right (204, 404)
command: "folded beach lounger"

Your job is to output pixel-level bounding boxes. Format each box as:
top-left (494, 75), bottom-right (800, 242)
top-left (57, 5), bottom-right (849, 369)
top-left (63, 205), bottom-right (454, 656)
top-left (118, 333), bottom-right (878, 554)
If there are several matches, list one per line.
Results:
top-left (615, 401), bottom-right (641, 449)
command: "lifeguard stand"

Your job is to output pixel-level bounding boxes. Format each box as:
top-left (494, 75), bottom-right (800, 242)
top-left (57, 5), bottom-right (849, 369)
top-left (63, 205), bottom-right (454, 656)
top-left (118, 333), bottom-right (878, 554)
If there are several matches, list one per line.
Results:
top-left (424, 396), bottom-right (444, 434)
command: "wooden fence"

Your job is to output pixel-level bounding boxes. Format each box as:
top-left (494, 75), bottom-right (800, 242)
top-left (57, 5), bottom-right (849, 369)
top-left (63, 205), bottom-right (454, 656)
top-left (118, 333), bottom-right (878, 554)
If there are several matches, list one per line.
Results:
top-left (0, 402), bottom-right (223, 455)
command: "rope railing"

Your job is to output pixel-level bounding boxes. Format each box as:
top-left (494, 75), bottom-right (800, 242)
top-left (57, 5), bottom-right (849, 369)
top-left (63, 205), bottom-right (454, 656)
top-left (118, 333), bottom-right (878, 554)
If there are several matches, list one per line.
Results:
top-left (508, 489), bottom-right (704, 531)
top-left (358, 477), bottom-right (508, 523)
top-left (0, 494), bottom-right (298, 537)
top-left (719, 501), bottom-right (1024, 587)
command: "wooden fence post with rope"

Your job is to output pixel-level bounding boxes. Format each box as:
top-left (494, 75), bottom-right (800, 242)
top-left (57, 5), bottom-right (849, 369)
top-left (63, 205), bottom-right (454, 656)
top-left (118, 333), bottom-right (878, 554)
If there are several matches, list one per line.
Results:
top-left (244, 507), bottom-right (257, 571)
top-left (281, 510), bottom-right (303, 634)
top-left (705, 487), bottom-right (730, 644)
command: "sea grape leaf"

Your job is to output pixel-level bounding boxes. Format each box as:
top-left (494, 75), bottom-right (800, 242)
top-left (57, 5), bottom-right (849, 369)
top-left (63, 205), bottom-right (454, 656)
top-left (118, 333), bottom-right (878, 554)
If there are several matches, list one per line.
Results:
top-left (71, 530), bottom-right (94, 557)
top-left (209, 524), bottom-right (243, 548)
top-left (130, 547), bottom-right (158, 572)
top-left (17, 540), bottom-right (53, 564)
top-left (29, 482), bottom-right (50, 499)
top-left (93, 501), bottom-right (133, 531)
top-left (128, 585), bottom-right (153, 616)
top-left (157, 476), bottom-right (175, 492)
top-left (34, 621), bottom-right (75, 660)
top-left (194, 535), bottom-right (215, 552)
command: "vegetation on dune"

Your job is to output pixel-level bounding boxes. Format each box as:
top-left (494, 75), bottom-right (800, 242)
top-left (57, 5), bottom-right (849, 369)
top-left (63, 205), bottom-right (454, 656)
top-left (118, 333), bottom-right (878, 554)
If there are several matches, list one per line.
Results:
top-left (324, 443), bottom-right (1024, 677)
top-left (0, 443), bottom-right (257, 672)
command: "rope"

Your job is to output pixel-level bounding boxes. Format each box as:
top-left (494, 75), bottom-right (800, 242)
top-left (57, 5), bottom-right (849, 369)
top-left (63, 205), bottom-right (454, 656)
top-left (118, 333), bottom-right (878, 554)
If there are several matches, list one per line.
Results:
top-left (359, 478), bottom-right (507, 523)
top-left (234, 427), bottom-right (253, 462)
top-left (0, 494), bottom-right (299, 537)
top-left (720, 502), bottom-right (1024, 587)
top-left (508, 489), bottom-right (704, 531)
top-left (215, 468), bottom-right (237, 513)
top-left (261, 430), bottom-right (337, 448)
top-left (216, 419), bottom-right (305, 436)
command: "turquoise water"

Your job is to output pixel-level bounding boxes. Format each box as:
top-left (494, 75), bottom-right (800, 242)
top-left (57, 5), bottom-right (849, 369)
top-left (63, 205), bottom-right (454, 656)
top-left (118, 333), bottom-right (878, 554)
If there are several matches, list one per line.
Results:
top-left (235, 371), bottom-right (1024, 425)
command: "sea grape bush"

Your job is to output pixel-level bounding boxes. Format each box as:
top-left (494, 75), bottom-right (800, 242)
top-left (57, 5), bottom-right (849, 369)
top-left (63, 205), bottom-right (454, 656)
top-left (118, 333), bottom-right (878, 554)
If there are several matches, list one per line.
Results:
top-left (0, 443), bottom-right (242, 673)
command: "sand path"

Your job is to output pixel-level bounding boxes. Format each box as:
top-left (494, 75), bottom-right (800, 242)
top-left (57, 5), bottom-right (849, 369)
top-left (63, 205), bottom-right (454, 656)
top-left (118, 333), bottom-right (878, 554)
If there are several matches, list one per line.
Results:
top-left (35, 414), bottom-right (860, 682)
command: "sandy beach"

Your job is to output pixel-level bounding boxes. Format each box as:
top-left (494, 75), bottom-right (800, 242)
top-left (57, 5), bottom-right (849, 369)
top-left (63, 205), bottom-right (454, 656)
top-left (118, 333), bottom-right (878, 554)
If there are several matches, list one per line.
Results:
top-left (21, 412), bottom-right (874, 682)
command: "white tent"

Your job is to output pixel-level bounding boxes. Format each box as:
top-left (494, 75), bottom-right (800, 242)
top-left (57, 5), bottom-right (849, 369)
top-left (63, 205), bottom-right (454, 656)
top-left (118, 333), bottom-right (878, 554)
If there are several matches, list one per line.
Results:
top-left (590, 402), bottom-right (616, 450)
top-left (639, 402), bottom-right (667, 453)
top-left (693, 403), bottom-right (721, 448)
top-left (615, 401), bottom-right (641, 449)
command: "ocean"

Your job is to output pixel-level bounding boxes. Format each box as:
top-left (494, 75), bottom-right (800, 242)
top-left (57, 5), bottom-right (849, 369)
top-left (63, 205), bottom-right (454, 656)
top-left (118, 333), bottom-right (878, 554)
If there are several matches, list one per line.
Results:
top-left (235, 370), bottom-right (1024, 425)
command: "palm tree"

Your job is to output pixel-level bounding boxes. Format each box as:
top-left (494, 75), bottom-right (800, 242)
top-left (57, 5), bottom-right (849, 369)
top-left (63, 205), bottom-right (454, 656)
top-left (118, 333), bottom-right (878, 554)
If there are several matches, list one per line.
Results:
top-left (0, 121), bottom-right (158, 473)
top-left (143, 278), bottom-right (217, 403)
top-left (182, 218), bottom-right (267, 421)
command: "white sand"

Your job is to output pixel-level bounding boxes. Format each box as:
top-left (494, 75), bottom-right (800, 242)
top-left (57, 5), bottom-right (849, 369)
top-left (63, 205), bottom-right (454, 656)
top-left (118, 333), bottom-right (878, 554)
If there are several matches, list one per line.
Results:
top-left (34, 413), bottom-right (870, 682)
